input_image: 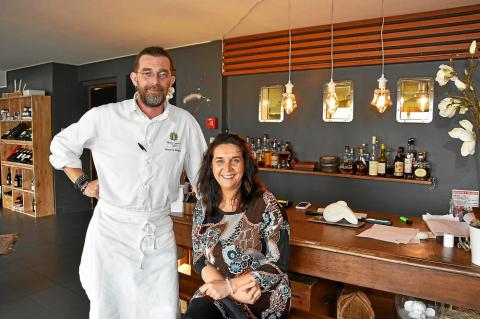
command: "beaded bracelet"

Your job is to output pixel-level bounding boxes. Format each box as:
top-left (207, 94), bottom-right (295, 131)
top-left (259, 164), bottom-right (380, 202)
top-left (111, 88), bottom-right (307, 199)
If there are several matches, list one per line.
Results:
top-left (74, 174), bottom-right (90, 192)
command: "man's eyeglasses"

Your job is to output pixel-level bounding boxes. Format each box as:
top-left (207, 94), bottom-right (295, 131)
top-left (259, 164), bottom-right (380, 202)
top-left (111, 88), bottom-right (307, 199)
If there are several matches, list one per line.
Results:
top-left (137, 70), bottom-right (171, 80)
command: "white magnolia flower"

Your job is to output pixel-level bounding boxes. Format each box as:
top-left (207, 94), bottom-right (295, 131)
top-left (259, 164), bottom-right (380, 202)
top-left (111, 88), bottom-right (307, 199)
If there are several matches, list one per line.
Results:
top-left (470, 40), bottom-right (477, 55)
top-left (435, 65), bottom-right (455, 86)
top-left (166, 87), bottom-right (175, 101)
top-left (438, 98), bottom-right (461, 118)
top-left (454, 78), bottom-right (467, 91)
top-left (448, 120), bottom-right (476, 156)
top-left (459, 105), bottom-right (468, 114)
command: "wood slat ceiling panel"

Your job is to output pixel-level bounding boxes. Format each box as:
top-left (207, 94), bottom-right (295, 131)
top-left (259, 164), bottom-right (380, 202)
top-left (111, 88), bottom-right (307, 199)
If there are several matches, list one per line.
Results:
top-left (223, 5), bottom-right (480, 76)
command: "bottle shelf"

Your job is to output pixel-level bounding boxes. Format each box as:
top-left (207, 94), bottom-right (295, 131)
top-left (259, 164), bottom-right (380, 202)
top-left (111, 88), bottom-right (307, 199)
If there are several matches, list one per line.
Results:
top-left (1, 185), bottom-right (34, 193)
top-left (258, 167), bottom-right (433, 185)
top-left (1, 139), bottom-right (33, 145)
top-left (1, 161), bottom-right (33, 169)
top-left (0, 119), bottom-right (32, 122)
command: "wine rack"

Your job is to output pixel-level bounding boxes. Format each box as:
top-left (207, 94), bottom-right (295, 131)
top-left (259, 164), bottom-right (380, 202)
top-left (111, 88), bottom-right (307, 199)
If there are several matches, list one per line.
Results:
top-left (0, 95), bottom-right (55, 217)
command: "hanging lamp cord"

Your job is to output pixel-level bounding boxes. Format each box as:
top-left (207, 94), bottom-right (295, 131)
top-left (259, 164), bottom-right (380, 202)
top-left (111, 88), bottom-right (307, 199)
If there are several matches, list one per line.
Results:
top-left (288, 0), bottom-right (292, 82)
top-left (381, 0), bottom-right (385, 77)
top-left (330, 0), bottom-right (334, 82)
top-left (222, 0), bottom-right (265, 73)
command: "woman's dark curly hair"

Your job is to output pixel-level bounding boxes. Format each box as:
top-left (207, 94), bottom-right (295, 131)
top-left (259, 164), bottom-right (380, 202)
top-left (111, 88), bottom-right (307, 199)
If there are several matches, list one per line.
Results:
top-left (197, 133), bottom-right (265, 215)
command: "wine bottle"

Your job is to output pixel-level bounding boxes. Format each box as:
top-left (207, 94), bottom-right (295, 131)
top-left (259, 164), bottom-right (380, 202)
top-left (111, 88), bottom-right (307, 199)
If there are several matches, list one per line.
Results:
top-left (377, 143), bottom-right (387, 177)
top-left (6, 168), bottom-right (12, 185)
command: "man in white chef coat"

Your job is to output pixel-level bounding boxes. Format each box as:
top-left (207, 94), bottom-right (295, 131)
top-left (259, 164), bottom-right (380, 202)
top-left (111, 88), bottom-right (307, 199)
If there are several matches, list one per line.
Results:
top-left (50, 46), bottom-right (207, 318)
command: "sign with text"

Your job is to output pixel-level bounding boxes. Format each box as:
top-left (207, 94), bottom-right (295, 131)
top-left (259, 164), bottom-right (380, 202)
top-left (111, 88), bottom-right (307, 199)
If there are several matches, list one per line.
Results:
top-left (452, 189), bottom-right (479, 208)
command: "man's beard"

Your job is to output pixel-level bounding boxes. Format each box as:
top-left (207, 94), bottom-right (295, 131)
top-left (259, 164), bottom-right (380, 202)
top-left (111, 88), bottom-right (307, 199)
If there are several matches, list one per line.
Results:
top-left (137, 84), bottom-right (166, 108)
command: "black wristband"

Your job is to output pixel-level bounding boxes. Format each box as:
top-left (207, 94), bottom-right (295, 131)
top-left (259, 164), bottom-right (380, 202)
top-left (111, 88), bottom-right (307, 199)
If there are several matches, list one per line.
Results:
top-left (74, 174), bottom-right (90, 192)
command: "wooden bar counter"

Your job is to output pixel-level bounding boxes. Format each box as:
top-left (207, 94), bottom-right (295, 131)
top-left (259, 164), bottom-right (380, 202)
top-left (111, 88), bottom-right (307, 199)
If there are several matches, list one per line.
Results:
top-left (170, 203), bottom-right (480, 312)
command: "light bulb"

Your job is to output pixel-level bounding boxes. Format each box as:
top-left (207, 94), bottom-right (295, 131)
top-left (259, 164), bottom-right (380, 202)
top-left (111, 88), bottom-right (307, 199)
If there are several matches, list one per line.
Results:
top-left (415, 82), bottom-right (430, 112)
top-left (325, 80), bottom-right (339, 119)
top-left (371, 75), bottom-right (392, 113)
top-left (281, 81), bottom-right (297, 115)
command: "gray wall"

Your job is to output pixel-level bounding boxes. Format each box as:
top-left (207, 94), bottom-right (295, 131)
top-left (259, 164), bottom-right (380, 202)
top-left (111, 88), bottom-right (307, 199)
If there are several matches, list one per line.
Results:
top-left (226, 61), bottom-right (480, 215)
top-left (2, 41), bottom-right (478, 216)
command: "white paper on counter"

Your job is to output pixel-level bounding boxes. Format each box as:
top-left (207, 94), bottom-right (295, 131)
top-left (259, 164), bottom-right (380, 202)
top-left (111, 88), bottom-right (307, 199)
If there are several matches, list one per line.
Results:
top-left (357, 224), bottom-right (419, 244)
top-left (422, 213), bottom-right (469, 237)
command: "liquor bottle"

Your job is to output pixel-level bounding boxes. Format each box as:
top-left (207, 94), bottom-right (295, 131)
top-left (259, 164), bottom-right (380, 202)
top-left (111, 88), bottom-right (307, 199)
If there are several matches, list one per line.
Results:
top-left (19, 171), bottom-right (23, 187)
top-left (6, 167), bottom-right (12, 185)
top-left (394, 147), bottom-right (405, 178)
top-left (278, 142), bottom-right (290, 169)
top-left (404, 138), bottom-right (416, 179)
top-left (271, 139), bottom-right (279, 169)
top-left (31, 176), bottom-right (35, 191)
top-left (14, 170), bottom-right (19, 187)
top-left (340, 146), bottom-right (352, 174)
top-left (377, 143), bottom-right (387, 177)
top-left (32, 197), bottom-right (36, 213)
top-left (255, 138), bottom-right (264, 167)
top-left (414, 152), bottom-right (431, 181)
top-left (263, 136), bottom-right (272, 168)
top-left (354, 145), bottom-right (368, 176)
top-left (368, 136), bottom-right (378, 176)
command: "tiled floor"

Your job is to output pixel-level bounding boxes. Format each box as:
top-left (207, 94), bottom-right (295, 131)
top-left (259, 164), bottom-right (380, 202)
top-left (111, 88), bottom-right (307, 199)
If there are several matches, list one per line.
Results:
top-left (0, 209), bottom-right (92, 318)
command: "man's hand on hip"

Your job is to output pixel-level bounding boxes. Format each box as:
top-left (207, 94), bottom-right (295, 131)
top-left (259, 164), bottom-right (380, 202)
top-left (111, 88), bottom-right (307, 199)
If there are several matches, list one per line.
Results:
top-left (83, 180), bottom-right (99, 198)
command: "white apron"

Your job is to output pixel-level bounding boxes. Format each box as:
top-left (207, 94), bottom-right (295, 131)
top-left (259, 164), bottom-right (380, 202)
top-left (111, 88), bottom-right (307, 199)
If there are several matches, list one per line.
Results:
top-left (79, 200), bottom-right (179, 319)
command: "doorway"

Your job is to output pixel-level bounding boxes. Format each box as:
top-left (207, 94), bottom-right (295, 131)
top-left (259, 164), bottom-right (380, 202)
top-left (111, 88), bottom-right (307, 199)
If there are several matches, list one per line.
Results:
top-left (88, 83), bottom-right (117, 207)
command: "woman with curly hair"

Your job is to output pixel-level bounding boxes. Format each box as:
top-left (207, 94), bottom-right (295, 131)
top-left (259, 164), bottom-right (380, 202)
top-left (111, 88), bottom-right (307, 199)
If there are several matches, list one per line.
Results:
top-left (184, 133), bottom-right (291, 319)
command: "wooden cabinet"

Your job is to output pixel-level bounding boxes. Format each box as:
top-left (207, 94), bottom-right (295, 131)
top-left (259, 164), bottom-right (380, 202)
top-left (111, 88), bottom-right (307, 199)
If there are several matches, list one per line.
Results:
top-left (0, 95), bottom-right (54, 217)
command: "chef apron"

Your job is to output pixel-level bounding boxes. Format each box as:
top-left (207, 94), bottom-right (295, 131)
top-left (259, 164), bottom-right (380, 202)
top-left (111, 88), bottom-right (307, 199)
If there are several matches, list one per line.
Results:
top-left (79, 199), bottom-right (179, 319)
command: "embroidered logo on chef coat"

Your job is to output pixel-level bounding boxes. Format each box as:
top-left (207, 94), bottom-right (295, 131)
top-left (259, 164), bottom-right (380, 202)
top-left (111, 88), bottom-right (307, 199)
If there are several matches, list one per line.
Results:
top-left (165, 131), bottom-right (181, 152)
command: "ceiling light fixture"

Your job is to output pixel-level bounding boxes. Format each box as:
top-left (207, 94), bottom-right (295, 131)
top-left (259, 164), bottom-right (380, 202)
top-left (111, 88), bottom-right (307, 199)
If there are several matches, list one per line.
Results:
top-left (281, 0), bottom-right (298, 115)
top-left (370, 0), bottom-right (392, 113)
top-left (325, 0), bottom-right (338, 118)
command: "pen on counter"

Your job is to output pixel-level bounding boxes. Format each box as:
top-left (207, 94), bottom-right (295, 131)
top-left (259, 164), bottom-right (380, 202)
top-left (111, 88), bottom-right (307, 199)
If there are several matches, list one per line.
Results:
top-left (400, 216), bottom-right (413, 225)
top-left (360, 217), bottom-right (392, 226)
top-left (138, 143), bottom-right (147, 152)
top-left (305, 210), bottom-right (322, 216)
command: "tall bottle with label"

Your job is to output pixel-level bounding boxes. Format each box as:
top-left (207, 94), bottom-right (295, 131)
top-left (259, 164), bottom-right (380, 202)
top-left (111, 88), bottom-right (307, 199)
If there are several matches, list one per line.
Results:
top-left (394, 147), bottom-right (405, 178)
top-left (263, 137), bottom-right (272, 168)
top-left (6, 167), bottom-right (12, 186)
top-left (404, 138), bottom-right (416, 179)
top-left (255, 138), bottom-right (264, 167)
top-left (368, 136), bottom-right (378, 176)
top-left (271, 139), bottom-right (279, 169)
top-left (377, 143), bottom-right (387, 177)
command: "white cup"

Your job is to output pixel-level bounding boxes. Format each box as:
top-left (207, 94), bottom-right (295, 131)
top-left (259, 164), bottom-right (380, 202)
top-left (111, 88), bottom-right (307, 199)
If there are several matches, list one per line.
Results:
top-left (470, 225), bottom-right (480, 266)
top-left (443, 233), bottom-right (454, 248)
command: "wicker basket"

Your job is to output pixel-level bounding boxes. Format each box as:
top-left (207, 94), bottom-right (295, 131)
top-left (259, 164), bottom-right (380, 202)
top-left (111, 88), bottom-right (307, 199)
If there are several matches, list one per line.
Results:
top-left (441, 305), bottom-right (480, 319)
top-left (337, 291), bottom-right (375, 319)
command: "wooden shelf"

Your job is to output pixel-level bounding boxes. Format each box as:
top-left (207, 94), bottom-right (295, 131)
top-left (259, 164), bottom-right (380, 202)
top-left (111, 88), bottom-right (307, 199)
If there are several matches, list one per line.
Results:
top-left (1, 139), bottom-right (32, 146)
top-left (258, 168), bottom-right (433, 185)
top-left (1, 95), bottom-right (55, 217)
top-left (1, 161), bottom-right (33, 169)
top-left (1, 185), bottom-right (33, 193)
top-left (0, 119), bottom-right (32, 122)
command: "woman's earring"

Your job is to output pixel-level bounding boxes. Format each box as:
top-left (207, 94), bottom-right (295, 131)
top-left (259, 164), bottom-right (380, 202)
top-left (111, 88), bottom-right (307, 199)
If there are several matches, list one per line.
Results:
top-left (167, 87), bottom-right (175, 101)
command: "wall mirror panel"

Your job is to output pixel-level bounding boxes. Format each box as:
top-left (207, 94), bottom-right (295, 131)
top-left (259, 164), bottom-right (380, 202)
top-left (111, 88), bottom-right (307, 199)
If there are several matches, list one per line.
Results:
top-left (396, 77), bottom-right (434, 123)
top-left (258, 86), bottom-right (284, 122)
top-left (323, 80), bottom-right (354, 122)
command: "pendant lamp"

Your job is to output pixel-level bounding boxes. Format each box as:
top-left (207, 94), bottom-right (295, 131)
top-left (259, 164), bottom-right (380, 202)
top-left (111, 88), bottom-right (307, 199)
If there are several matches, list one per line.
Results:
top-left (325, 0), bottom-right (339, 117)
top-left (371, 0), bottom-right (392, 113)
top-left (281, 0), bottom-right (298, 115)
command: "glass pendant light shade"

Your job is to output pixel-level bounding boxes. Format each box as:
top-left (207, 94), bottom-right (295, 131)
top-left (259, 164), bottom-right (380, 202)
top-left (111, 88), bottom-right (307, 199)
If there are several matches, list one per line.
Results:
top-left (325, 80), bottom-right (339, 118)
top-left (281, 81), bottom-right (297, 115)
top-left (371, 75), bottom-right (392, 113)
